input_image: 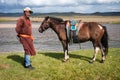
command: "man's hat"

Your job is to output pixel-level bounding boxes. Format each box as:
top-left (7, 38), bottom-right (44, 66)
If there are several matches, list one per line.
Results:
top-left (23, 7), bottom-right (33, 13)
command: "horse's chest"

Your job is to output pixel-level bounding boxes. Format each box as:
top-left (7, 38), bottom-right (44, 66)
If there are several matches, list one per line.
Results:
top-left (58, 31), bottom-right (66, 40)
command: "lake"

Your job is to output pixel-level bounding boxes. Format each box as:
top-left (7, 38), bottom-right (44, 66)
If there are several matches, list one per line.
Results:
top-left (0, 22), bottom-right (120, 53)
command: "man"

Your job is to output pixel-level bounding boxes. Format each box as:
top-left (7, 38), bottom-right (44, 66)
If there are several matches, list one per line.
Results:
top-left (15, 7), bottom-right (36, 69)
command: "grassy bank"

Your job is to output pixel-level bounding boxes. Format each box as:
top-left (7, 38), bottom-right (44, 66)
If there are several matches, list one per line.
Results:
top-left (0, 48), bottom-right (120, 80)
top-left (0, 16), bottom-right (120, 24)
top-left (0, 17), bottom-right (18, 22)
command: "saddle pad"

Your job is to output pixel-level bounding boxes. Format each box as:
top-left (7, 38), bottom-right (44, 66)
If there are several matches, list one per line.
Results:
top-left (66, 22), bottom-right (84, 42)
top-left (71, 25), bottom-right (77, 30)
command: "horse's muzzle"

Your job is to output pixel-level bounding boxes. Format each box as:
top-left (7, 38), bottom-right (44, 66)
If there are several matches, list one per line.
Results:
top-left (38, 29), bottom-right (43, 33)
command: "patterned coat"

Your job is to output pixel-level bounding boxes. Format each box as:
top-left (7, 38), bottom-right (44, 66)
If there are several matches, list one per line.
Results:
top-left (16, 16), bottom-right (36, 56)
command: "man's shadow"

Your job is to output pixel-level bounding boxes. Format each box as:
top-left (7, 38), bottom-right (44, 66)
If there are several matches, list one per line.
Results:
top-left (7, 55), bottom-right (24, 66)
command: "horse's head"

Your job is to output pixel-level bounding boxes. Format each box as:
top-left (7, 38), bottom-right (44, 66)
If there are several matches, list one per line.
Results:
top-left (39, 16), bottom-right (64, 33)
top-left (38, 16), bottom-right (50, 33)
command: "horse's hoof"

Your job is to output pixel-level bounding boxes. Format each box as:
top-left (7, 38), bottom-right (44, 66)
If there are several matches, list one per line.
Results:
top-left (62, 59), bottom-right (69, 63)
top-left (100, 60), bottom-right (105, 63)
top-left (62, 59), bottom-right (66, 62)
top-left (89, 60), bottom-right (94, 64)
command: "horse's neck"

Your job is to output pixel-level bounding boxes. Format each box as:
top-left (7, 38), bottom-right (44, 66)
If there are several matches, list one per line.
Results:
top-left (50, 23), bottom-right (65, 34)
top-left (51, 25), bottom-right (60, 34)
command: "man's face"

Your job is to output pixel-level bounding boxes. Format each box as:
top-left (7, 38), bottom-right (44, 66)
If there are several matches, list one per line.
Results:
top-left (24, 11), bottom-right (31, 17)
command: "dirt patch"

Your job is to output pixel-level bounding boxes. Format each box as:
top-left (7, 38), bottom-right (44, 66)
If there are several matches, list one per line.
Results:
top-left (0, 64), bottom-right (10, 69)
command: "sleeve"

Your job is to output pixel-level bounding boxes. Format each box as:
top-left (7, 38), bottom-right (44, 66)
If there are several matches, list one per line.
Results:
top-left (15, 18), bottom-right (23, 34)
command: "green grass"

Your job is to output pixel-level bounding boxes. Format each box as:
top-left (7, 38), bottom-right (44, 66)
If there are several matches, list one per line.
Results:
top-left (0, 18), bottom-right (10, 22)
top-left (0, 48), bottom-right (120, 80)
top-left (112, 21), bottom-right (120, 24)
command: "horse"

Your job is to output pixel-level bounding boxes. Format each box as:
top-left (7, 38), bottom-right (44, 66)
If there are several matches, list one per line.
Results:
top-left (38, 16), bottom-right (108, 63)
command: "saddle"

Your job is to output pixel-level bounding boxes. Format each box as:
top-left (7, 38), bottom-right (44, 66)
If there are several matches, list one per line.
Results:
top-left (66, 20), bottom-right (83, 43)
top-left (71, 20), bottom-right (77, 31)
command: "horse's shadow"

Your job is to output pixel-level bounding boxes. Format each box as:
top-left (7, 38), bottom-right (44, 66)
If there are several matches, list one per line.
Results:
top-left (39, 52), bottom-right (100, 63)
top-left (7, 55), bottom-right (24, 66)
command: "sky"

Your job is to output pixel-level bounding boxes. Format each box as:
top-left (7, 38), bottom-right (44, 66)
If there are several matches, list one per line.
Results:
top-left (0, 0), bottom-right (120, 13)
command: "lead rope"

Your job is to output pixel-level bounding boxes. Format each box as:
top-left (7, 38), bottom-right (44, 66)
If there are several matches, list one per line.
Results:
top-left (78, 41), bottom-right (81, 49)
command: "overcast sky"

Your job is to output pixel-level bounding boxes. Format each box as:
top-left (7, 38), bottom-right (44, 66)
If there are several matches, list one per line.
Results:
top-left (0, 0), bottom-right (120, 13)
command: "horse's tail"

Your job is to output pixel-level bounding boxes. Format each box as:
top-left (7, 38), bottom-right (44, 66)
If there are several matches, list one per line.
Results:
top-left (101, 26), bottom-right (109, 56)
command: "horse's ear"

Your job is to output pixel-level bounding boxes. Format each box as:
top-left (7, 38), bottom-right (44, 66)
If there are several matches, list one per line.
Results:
top-left (45, 16), bottom-right (49, 20)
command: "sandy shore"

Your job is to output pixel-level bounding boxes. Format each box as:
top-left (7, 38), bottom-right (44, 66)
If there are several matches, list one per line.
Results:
top-left (0, 16), bottom-right (120, 28)
top-left (0, 22), bottom-right (40, 28)
top-left (0, 15), bottom-right (120, 24)
top-left (0, 22), bottom-right (16, 28)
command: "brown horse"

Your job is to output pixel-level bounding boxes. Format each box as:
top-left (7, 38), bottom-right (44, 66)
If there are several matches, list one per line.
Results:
top-left (38, 16), bottom-right (108, 63)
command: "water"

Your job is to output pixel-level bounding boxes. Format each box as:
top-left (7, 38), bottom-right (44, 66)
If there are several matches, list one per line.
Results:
top-left (0, 22), bottom-right (120, 53)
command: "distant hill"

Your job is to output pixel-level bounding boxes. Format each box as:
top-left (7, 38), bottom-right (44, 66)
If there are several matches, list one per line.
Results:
top-left (0, 12), bottom-right (120, 17)
top-left (91, 12), bottom-right (120, 16)
top-left (0, 13), bottom-right (23, 17)
top-left (0, 12), bottom-right (84, 17)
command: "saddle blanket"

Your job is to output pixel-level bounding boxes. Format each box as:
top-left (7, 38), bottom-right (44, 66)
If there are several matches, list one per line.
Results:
top-left (66, 20), bottom-right (84, 43)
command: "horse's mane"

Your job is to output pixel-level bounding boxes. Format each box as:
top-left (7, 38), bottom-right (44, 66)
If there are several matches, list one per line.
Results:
top-left (45, 16), bottom-right (64, 23)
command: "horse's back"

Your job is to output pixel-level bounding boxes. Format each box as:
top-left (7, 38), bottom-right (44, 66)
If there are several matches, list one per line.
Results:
top-left (81, 22), bottom-right (102, 32)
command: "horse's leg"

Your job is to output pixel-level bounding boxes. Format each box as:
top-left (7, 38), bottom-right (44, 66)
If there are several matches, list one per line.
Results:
top-left (90, 41), bottom-right (100, 63)
top-left (61, 40), bottom-right (69, 62)
top-left (90, 47), bottom-right (100, 63)
top-left (99, 43), bottom-right (106, 63)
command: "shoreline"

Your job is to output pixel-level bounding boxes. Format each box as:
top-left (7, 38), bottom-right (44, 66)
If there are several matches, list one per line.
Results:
top-left (0, 21), bottom-right (40, 28)
top-left (0, 47), bottom-right (119, 54)
top-left (0, 15), bottom-right (120, 24)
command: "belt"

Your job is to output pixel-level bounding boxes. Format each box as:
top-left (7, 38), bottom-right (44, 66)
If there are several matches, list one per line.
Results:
top-left (19, 34), bottom-right (34, 40)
